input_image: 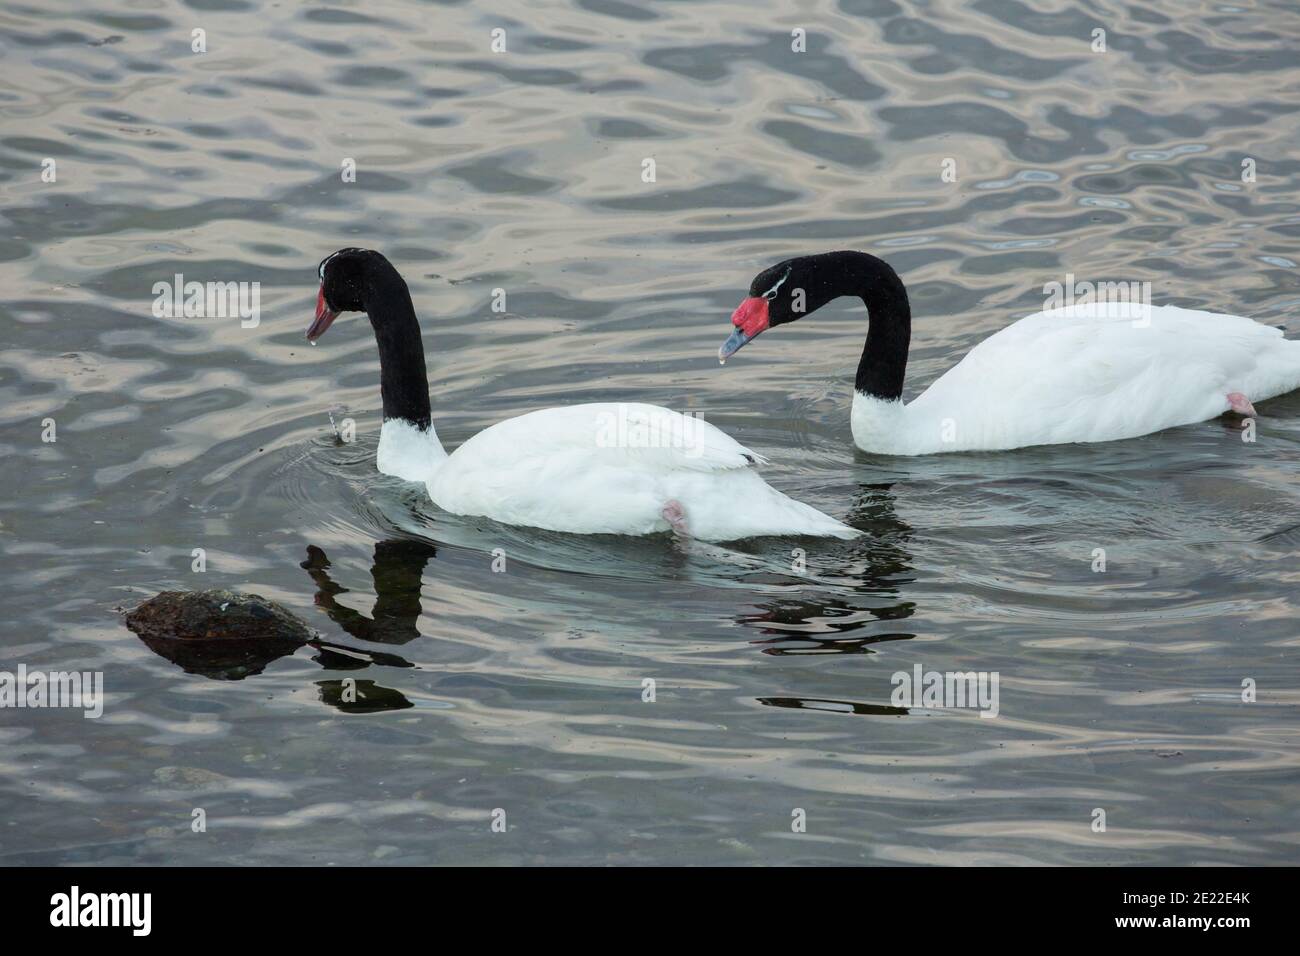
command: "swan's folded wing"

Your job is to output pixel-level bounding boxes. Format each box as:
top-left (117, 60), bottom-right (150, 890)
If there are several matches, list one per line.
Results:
top-left (956, 305), bottom-right (1282, 403)
top-left (449, 402), bottom-right (767, 474)
top-left (914, 305), bottom-right (1294, 447)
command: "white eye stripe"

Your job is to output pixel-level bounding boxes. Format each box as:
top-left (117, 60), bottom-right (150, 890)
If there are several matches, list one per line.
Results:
top-left (318, 250), bottom-right (342, 280)
top-left (762, 267), bottom-right (792, 300)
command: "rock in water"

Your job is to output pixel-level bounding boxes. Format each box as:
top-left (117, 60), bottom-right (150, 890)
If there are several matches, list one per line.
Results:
top-left (125, 589), bottom-right (312, 680)
top-left (126, 589), bottom-right (310, 642)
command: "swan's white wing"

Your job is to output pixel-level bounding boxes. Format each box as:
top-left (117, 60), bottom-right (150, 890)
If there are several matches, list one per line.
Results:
top-left (448, 402), bottom-right (764, 474)
top-left (901, 305), bottom-right (1300, 451)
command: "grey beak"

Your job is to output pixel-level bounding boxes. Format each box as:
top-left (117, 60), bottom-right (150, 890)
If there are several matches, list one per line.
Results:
top-left (718, 327), bottom-right (752, 364)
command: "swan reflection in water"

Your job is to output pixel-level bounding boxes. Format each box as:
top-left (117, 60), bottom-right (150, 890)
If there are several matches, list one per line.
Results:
top-left (135, 487), bottom-right (912, 714)
top-left (300, 538), bottom-right (439, 712)
top-left (742, 483), bottom-right (916, 715)
top-left (131, 538), bottom-right (437, 712)
top-left (301, 538), bottom-right (436, 647)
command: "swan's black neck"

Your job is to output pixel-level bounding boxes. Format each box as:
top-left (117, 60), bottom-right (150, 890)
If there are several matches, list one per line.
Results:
top-left (798, 251), bottom-right (912, 402)
top-left (364, 267), bottom-right (432, 430)
top-left (843, 254), bottom-right (911, 401)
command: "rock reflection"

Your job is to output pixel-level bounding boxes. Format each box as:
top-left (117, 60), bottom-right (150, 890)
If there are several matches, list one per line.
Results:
top-left (133, 628), bottom-right (306, 682)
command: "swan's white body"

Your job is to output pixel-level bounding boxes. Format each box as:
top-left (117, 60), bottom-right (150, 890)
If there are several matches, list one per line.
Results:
top-left (378, 403), bottom-right (858, 540)
top-left (851, 303), bottom-right (1300, 455)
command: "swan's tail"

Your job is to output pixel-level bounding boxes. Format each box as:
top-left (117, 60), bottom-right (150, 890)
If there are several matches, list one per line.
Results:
top-left (757, 474), bottom-right (861, 539)
top-left (782, 501), bottom-right (862, 540)
top-left (1250, 335), bottom-right (1300, 405)
top-left (678, 470), bottom-right (861, 541)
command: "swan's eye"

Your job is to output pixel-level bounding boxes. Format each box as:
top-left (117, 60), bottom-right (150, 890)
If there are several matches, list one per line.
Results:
top-left (759, 267), bottom-right (792, 301)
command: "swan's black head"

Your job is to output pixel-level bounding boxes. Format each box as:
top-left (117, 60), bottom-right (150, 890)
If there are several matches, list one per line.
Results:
top-left (308, 247), bottom-right (401, 341)
top-left (307, 247), bottom-right (431, 429)
top-left (718, 251), bottom-right (878, 362)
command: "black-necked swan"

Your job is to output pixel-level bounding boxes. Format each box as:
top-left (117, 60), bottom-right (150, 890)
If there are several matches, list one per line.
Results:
top-left (307, 248), bottom-right (858, 540)
top-left (718, 250), bottom-right (1300, 455)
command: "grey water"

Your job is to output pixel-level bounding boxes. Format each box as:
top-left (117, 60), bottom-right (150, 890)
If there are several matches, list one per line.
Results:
top-left (2, 0), bottom-right (1299, 865)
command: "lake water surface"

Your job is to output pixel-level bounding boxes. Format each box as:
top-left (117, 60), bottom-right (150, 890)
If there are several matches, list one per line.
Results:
top-left (2, 0), bottom-right (1300, 865)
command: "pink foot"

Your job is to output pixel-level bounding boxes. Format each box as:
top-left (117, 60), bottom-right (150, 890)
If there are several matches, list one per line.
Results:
top-left (661, 499), bottom-right (689, 537)
top-left (1226, 392), bottom-right (1257, 416)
